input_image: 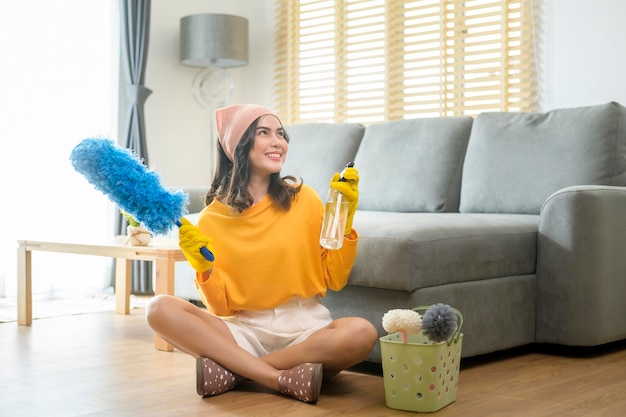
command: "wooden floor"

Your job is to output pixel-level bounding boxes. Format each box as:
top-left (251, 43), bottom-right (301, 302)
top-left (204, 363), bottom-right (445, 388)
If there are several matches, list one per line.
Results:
top-left (2, 309), bottom-right (626, 417)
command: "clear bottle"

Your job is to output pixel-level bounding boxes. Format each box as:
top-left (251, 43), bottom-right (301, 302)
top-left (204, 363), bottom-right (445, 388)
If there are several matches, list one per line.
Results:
top-left (320, 162), bottom-right (353, 250)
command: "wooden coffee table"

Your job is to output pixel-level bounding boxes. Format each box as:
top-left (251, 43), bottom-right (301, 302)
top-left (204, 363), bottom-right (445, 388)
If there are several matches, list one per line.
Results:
top-left (17, 236), bottom-right (186, 352)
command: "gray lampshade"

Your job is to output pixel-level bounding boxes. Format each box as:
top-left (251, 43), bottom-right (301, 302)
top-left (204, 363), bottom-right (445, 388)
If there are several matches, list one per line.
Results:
top-left (180, 14), bottom-right (249, 68)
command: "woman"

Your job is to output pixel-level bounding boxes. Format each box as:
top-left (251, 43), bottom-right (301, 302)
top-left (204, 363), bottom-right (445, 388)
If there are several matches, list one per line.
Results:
top-left (146, 104), bottom-right (378, 404)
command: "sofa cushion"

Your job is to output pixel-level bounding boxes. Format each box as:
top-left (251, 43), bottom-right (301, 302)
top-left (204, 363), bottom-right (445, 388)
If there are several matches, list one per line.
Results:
top-left (353, 116), bottom-right (473, 212)
top-left (460, 102), bottom-right (626, 214)
top-left (282, 123), bottom-right (365, 199)
top-left (349, 211), bottom-right (538, 291)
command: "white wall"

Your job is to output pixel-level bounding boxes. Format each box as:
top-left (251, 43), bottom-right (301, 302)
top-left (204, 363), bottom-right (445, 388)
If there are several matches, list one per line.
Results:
top-left (144, 0), bottom-right (626, 188)
top-left (144, 0), bottom-right (275, 188)
top-left (543, 0), bottom-right (626, 110)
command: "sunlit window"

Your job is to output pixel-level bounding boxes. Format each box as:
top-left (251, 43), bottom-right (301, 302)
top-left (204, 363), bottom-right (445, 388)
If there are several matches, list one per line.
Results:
top-left (274, 0), bottom-right (538, 124)
top-left (0, 0), bottom-right (117, 298)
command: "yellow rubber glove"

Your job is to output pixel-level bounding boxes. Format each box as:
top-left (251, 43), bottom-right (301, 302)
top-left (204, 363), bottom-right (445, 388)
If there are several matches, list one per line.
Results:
top-left (329, 165), bottom-right (359, 235)
top-left (178, 217), bottom-right (215, 273)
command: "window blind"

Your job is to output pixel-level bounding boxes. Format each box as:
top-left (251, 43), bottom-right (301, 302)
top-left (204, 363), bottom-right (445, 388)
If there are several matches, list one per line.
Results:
top-left (274, 0), bottom-right (537, 124)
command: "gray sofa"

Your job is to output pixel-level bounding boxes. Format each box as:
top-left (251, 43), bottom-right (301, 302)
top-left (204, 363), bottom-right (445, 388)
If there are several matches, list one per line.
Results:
top-left (173, 102), bottom-right (626, 363)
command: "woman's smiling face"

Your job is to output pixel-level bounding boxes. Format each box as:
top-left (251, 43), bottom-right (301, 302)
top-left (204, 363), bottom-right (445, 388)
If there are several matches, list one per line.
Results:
top-left (248, 114), bottom-right (288, 177)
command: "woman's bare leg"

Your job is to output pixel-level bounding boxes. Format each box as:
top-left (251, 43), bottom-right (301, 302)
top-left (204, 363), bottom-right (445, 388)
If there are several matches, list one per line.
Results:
top-left (146, 295), bottom-right (378, 388)
top-left (145, 294), bottom-right (282, 390)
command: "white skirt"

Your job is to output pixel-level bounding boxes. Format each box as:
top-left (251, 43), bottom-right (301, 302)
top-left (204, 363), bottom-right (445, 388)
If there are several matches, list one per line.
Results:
top-left (221, 296), bottom-right (333, 357)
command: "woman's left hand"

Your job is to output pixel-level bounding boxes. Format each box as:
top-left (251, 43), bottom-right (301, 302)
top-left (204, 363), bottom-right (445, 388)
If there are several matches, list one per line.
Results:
top-left (329, 166), bottom-right (359, 235)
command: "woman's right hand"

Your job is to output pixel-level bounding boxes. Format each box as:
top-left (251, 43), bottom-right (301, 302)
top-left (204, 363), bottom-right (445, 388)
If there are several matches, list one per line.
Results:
top-left (178, 217), bottom-right (215, 273)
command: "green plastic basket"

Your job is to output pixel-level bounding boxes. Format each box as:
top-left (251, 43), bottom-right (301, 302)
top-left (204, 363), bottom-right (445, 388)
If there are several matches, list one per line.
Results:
top-left (379, 306), bottom-right (463, 413)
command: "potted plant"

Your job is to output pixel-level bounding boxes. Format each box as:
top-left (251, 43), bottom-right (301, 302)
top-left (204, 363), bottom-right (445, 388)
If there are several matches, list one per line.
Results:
top-left (121, 210), bottom-right (152, 246)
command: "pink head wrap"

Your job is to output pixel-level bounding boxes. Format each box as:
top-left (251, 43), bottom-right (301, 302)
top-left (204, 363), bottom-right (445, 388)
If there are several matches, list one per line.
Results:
top-left (215, 104), bottom-right (280, 162)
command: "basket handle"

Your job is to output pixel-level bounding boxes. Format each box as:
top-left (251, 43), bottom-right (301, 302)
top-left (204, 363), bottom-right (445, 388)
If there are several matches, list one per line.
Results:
top-left (412, 305), bottom-right (463, 346)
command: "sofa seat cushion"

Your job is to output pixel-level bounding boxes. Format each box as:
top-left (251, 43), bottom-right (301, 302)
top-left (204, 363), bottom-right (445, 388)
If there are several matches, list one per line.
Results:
top-left (349, 211), bottom-right (539, 291)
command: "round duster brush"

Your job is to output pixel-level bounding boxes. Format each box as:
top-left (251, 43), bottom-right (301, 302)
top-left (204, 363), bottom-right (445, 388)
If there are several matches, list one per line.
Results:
top-left (70, 138), bottom-right (214, 261)
top-left (421, 303), bottom-right (458, 343)
top-left (382, 309), bottom-right (422, 343)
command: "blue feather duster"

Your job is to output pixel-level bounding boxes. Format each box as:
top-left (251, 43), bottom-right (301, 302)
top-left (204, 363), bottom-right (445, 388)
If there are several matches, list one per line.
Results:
top-left (70, 138), bottom-right (187, 236)
top-left (70, 138), bottom-right (213, 260)
top-left (70, 138), bottom-right (215, 261)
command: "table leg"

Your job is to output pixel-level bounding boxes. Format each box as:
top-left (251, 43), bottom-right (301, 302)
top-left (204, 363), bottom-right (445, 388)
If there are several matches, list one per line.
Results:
top-left (153, 256), bottom-right (175, 352)
top-left (17, 244), bottom-right (32, 325)
top-left (115, 258), bottom-right (132, 314)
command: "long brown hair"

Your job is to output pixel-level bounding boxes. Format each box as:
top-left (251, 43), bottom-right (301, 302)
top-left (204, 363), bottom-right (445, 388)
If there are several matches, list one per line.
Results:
top-left (205, 117), bottom-right (302, 212)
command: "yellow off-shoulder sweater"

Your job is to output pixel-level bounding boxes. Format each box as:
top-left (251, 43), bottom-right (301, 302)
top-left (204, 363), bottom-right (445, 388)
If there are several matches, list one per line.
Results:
top-left (194, 184), bottom-right (358, 316)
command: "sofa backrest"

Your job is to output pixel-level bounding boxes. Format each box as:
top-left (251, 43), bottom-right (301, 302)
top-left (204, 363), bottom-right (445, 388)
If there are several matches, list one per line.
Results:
top-left (354, 116), bottom-right (474, 212)
top-left (282, 122), bottom-right (365, 198)
top-left (460, 102), bottom-right (626, 214)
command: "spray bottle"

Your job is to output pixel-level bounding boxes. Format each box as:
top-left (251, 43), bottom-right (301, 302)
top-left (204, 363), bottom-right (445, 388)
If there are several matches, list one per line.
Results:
top-left (320, 162), bottom-right (354, 250)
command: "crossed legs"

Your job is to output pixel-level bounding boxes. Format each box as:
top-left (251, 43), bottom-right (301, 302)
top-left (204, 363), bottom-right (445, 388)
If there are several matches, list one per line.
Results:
top-left (145, 295), bottom-right (378, 398)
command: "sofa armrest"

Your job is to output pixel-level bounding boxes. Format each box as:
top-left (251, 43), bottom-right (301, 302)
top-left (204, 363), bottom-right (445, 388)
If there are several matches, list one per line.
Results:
top-left (169, 186), bottom-right (207, 214)
top-left (536, 185), bottom-right (626, 345)
top-left (162, 186), bottom-right (206, 242)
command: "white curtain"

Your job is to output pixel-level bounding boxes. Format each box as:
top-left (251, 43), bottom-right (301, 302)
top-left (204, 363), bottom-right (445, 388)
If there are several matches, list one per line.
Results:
top-left (0, 0), bottom-right (118, 299)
